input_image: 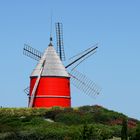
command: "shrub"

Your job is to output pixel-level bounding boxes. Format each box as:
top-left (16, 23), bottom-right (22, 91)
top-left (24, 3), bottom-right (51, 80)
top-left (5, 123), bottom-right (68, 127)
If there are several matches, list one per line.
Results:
top-left (55, 112), bottom-right (82, 125)
top-left (130, 122), bottom-right (140, 140)
top-left (79, 105), bottom-right (91, 113)
top-left (121, 118), bottom-right (128, 140)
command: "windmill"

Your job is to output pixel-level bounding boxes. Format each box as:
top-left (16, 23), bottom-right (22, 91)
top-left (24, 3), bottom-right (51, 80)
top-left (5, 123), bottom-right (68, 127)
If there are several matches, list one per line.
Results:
top-left (23, 22), bottom-right (101, 108)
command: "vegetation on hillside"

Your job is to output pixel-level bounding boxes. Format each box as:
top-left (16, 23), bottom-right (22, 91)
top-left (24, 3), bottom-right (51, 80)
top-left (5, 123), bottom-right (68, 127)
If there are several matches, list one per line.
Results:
top-left (0, 105), bottom-right (139, 140)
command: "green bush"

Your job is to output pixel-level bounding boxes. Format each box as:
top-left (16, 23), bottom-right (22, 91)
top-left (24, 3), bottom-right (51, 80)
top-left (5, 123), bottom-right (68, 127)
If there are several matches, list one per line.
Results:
top-left (130, 122), bottom-right (140, 140)
top-left (79, 105), bottom-right (91, 112)
top-left (55, 112), bottom-right (82, 125)
top-left (0, 124), bottom-right (14, 133)
top-left (80, 124), bottom-right (101, 140)
top-left (111, 125), bottom-right (122, 137)
top-left (0, 132), bottom-right (18, 140)
top-left (0, 106), bottom-right (138, 140)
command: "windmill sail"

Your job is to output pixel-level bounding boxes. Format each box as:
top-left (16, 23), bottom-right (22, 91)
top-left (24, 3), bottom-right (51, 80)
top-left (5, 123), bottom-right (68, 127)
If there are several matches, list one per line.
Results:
top-left (29, 60), bottom-right (46, 107)
top-left (24, 87), bottom-right (29, 96)
top-left (65, 45), bottom-right (98, 69)
top-left (71, 51), bottom-right (96, 71)
top-left (69, 43), bottom-right (98, 60)
top-left (55, 22), bottom-right (65, 61)
top-left (70, 69), bottom-right (101, 98)
top-left (23, 44), bottom-right (43, 61)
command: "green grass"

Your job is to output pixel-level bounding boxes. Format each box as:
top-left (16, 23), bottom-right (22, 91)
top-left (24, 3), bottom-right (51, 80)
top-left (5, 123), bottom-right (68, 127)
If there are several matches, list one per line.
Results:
top-left (0, 106), bottom-right (138, 140)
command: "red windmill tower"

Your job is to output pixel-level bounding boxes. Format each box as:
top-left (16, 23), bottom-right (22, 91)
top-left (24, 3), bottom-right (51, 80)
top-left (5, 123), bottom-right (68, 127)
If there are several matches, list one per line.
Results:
top-left (23, 22), bottom-right (101, 108)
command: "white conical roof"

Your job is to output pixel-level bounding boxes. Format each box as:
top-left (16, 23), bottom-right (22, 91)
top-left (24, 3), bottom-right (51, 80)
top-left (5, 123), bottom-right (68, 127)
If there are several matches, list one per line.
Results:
top-left (31, 43), bottom-right (70, 77)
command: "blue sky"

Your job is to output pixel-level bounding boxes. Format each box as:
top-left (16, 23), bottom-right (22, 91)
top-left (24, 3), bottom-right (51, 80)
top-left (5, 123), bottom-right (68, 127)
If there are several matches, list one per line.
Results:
top-left (0, 0), bottom-right (140, 119)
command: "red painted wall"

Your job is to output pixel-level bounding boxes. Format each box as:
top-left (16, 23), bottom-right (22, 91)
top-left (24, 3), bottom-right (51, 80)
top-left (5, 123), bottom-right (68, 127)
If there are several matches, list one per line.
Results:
top-left (29, 77), bottom-right (71, 108)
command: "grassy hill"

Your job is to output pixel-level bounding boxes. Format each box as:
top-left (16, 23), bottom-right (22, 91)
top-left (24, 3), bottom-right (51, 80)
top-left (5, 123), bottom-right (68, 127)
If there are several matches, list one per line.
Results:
top-left (0, 105), bottom-right (139, 140)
